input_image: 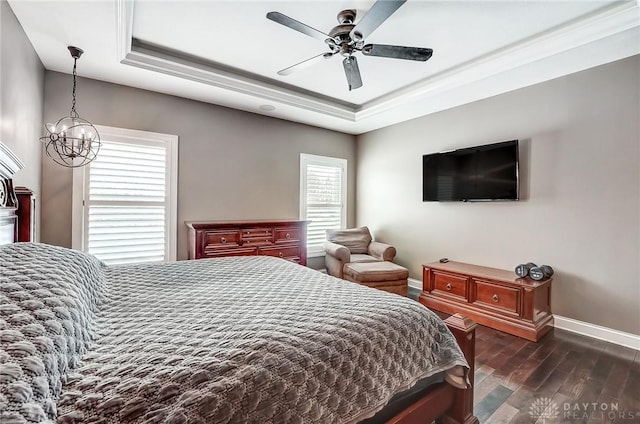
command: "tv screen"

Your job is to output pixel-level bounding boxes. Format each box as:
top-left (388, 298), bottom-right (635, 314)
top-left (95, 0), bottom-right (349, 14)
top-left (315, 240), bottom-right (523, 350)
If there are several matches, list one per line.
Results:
top-left (423, 140), bottom-right (519, 201)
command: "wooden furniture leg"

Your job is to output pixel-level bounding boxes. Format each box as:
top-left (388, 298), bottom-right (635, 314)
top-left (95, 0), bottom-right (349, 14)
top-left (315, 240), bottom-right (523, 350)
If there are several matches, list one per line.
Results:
top-left (438, 314), bottom-right (480, 424)
top-left (386, 314), bottom-right (479, 424)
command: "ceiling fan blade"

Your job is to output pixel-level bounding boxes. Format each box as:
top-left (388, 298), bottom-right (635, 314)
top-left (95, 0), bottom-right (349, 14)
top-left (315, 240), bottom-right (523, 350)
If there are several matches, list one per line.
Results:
top-left (278, 52), bottom-right (333, 76)
top-left (343, 56), bottom-right (363, 91)
top-left (266, 11), bottom-right (330, 41)
top-left (350, 0), bottom-right (406, 41)
top-left (362, 44), bottom-right (433, 61)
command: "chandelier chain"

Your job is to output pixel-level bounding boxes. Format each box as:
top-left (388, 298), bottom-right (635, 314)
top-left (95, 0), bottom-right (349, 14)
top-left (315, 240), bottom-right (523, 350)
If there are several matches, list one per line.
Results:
top-left (71, 58), bottom-right (79, 118)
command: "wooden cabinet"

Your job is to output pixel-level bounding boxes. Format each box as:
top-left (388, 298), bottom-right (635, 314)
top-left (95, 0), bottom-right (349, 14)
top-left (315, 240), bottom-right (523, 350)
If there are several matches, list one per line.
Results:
top-left (419, 261), bottom-right (553, 341)
top-left (186, 220), bottom-right (309, 266)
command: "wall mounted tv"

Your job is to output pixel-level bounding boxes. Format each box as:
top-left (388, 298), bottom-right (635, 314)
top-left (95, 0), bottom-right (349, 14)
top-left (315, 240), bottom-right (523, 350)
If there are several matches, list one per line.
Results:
top-left (422, 140), bottom-right (519, 202)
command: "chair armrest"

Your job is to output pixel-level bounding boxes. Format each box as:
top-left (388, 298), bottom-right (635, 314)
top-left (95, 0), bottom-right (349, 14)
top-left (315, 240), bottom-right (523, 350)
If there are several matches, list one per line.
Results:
top-left (323, 241), bottom-right (351, 262)
top-left (368, 241), bottom-right (396, 261)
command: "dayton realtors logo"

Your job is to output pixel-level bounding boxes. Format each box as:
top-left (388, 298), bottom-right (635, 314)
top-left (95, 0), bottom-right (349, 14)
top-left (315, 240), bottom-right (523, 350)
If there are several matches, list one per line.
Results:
top-left (529, 398), bottom-right (640, 422)
top-left (529, 398), bottom-right (560, 423)
top-left (563, 402), bottom-right (639, 421)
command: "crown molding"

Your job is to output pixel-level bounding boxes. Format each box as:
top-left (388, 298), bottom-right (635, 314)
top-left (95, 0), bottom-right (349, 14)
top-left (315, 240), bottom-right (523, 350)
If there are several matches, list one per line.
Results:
top-left (357, 1), bottom-right (640, 120)
top-left (116, 0), bottom-right (134, 63)
top-left (121, 44), bottom-right (356, 121)
top-left (115, 0), bottom-right (639, 129)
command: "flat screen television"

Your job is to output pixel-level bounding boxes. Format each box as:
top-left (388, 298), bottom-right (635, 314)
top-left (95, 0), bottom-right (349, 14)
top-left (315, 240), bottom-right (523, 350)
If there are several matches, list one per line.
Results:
top-left (422, 140), bottom-right (519, 201)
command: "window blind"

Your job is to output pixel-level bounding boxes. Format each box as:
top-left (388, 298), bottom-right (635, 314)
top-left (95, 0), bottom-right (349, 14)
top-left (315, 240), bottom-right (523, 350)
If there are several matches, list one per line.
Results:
top-left (85, 141), bottom-right (169, 265)
top-left (305, 164), bottom-right (343, 248)
top-left (300, 154), bottom-right (347, 256)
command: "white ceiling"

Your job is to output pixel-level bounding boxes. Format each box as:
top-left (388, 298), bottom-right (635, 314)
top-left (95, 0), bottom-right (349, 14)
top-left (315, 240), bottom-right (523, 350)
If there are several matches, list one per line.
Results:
top-left (9, 0), bottom-right (640, 134)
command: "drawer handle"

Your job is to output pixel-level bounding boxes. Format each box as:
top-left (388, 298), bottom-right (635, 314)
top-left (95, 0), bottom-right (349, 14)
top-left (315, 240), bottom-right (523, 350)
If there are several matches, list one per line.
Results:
top-left (492, 294), bottom-right (499, 303)
top-left (266, 230), bottom-right (269, 234)
top-left (278, 252), bottom-right (284, 258)
top-left (285, 233), bottom-right (291, 239)
top-left (246, 240), bottom-right (250, 244)
top-left (220, 237), bottom-right (226, 244)
top-left (446, 283), bottom-right (452, 291)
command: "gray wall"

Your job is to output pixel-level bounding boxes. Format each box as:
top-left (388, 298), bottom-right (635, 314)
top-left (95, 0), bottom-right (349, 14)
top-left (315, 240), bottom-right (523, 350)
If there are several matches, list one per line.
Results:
top-left (356, 56), bottom-right (640, 335)
top-left (41, 72), bottom-right (356, 262)
top-left (0, 0), bottom-right (44, 236)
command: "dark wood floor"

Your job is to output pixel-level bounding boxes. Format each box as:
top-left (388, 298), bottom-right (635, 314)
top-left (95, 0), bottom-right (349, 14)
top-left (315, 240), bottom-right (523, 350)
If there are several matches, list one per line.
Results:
top-left (471, 324), bottom-right (640, 423)
top-left (408, 288), bottom-right (640, 423)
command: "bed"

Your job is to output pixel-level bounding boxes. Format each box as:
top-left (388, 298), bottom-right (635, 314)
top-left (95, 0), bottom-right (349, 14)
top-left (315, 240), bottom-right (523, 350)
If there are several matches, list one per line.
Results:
top-left (0, 143), bottom-right (479, 424)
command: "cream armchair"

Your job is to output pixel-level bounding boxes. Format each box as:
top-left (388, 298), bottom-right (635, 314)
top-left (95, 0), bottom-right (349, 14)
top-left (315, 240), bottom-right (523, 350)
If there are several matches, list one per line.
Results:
top-left (323, 226), bottom-right (397, 279)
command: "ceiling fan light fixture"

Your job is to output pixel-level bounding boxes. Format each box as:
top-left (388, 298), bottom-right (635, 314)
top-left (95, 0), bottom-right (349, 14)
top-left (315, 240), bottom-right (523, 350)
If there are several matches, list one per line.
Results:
top-left (40, 46), bottom-right (101, 168)
top-left (267, 0), bottom-right (430, 91)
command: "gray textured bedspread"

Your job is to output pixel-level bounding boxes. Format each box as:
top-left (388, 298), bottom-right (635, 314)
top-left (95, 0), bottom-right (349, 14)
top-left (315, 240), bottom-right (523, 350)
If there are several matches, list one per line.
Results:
top-left (0, 243), bottom-right (468, 423)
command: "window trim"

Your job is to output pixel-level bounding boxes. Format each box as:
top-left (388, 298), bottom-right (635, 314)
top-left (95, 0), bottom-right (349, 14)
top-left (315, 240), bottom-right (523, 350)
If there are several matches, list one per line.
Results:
top-left (72, 125), bottom-right (178, 262)
top-left (299, 153), bottom-right (347, 258)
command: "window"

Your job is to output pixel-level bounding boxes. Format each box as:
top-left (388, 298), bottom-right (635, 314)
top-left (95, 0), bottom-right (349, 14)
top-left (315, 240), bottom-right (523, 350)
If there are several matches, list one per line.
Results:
top-left (73, 126), bottom-right (178, 265)
top-left (300, 154), bottom-right (347, 257)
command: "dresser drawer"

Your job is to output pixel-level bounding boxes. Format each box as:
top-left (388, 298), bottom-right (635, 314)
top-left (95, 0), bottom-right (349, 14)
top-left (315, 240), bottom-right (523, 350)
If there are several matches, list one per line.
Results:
top-left (259, 245), bottom-right (301, 262)
top-left (202, 247), bottom-right (257, 258)
top-left (474, 280), bottom-right (520, 315)
top-left (241, 227), bottom-right (273, 238)
top-left (432, 271), bottom-right (468, 300)
top-left (274, 227), bottom-right (300, 244)
top-left (242, 237), bottom-right (273, 247)
top-left (203, 230), bottom-right (240, 249)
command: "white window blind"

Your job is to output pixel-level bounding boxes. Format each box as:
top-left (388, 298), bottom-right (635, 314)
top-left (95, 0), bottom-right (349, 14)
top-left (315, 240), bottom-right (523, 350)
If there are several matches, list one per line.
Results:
top-left (300, 154), bottom-right (347, 256)
top-left (78, 127), bottom-right (178, 265)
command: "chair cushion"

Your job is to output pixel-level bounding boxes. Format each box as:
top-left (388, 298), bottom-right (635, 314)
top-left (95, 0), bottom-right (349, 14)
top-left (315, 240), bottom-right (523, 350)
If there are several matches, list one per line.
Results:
top-left (326, 227), bottom-right (372, 254)
top-left (343, 261), bottom-right (409, 283)
top-left (350, 254), bottom-right (380, 263)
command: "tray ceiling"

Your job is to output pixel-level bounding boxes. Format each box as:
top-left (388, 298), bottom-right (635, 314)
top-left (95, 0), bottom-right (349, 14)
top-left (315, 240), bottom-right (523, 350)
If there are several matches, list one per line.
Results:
top-left (8, 0), bottom-right (640, 134)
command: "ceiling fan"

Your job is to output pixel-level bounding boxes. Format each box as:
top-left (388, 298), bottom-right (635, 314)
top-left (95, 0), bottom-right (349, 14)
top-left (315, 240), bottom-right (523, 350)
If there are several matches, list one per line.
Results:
top-left (266, 0), bottom-right (433, 91)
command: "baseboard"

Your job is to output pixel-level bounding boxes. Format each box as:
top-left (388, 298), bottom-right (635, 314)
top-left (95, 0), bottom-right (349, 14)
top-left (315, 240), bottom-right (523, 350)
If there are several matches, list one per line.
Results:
top-left (408, 277), bottom-right (422, 290)
top-left (553, 315), bottom-right (640, 350)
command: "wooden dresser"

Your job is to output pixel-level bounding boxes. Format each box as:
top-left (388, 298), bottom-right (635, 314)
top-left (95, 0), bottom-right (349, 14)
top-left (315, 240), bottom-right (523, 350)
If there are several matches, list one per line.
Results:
top-left (186, 220), bottom-right (309, 266)
top-left (419, 261), bottom-right (553, 341)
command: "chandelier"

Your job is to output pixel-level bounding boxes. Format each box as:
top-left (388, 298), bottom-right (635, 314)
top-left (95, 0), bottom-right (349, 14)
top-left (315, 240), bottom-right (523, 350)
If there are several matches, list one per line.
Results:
top-left (41, 46), bottom-right (100, 168)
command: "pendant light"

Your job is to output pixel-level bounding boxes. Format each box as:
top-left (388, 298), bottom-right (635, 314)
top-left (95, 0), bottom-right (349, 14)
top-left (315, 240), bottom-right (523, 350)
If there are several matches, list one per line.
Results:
top-left (41, 46), bottom-right (100, 167)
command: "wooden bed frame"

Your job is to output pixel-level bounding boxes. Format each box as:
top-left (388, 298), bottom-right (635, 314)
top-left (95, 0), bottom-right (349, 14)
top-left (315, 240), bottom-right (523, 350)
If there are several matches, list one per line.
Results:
top-left (0, 142), bottom-right (478, 424)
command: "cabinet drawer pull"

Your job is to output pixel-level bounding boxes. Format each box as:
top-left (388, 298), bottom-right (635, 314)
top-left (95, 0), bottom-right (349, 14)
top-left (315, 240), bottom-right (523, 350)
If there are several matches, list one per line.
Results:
top-left (220, 237), bottom-right (226, 244)
top-left (266, 230), bottom-right (270, 234)
top-left (285, 233), bottom-right (291, 239)
top-left (492, 294), bottom-right (499, 303)
top-left (245, 240), bottom-right (250, 244)
top-left (278, 252), bottom-right (284, 258)
top-left (446, 283), bottom-right (452, 291)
